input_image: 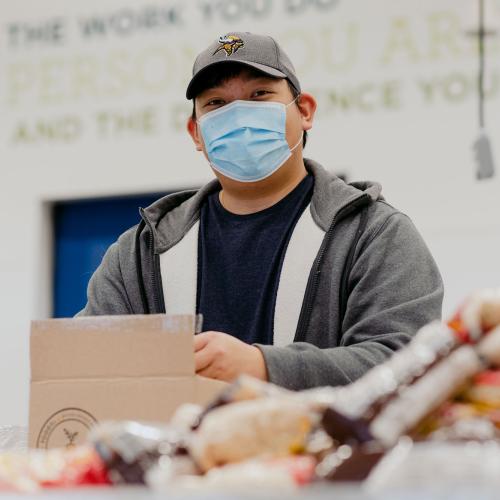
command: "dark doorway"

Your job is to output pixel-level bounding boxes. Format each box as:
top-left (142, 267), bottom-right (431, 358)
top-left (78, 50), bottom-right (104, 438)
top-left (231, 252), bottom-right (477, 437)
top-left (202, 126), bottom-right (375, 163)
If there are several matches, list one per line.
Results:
top-left (52, 192), bottom-right (171, 318)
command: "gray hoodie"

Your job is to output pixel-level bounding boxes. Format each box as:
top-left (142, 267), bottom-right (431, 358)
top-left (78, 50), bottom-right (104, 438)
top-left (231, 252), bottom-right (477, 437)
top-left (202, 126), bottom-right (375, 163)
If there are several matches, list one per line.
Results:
top-left (78, 159), bottom-right (443, 390)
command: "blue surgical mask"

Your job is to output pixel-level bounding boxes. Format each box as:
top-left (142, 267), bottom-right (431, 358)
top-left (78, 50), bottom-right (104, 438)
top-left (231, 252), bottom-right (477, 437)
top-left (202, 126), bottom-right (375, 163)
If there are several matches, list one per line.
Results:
top-left (198, 98), bottom-right (302, 182)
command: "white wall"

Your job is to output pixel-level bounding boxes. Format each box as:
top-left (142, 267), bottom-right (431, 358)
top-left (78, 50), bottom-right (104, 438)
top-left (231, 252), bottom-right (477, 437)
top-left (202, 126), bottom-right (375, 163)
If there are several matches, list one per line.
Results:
top-left (1, 0), bottom-right (499, 425)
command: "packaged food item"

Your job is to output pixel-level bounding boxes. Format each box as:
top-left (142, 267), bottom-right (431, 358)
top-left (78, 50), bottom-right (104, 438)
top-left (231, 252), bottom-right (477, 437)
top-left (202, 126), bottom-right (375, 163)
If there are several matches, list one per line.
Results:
top-left (321, 294), bottom-right (500, 449)
top-left (316, 442), bottom-right (386, 482)
top-left (202, 456), bottom-right (316, 489)
top-left (189, 398), bottom-right (318, 472)
top-left (476, 326), bottom-right (500, 367)
top-left (0, 446), bottom-right (109, 492)
top-left (412, 401), bottom-right (480, 438)
top-left (327, 322), bottom-right (458, 422)
top-left (448, 289), bottom-right (500, 342)
top-left (428, 418), bottom-right (499, 442)
top-left (366, 440), bottom-right (500, 491)
top-left (89, 421), bottom-right (193, 485)
top-left (148, 456), bottom-right (316, 491)
top-left (319, 322), bottom-right (463, 446)
top-left (303, 428), bottom-right (335, 461)
top-left (466, 369), bottom-right (500, 408)
top-left (40, 446), bottom-right (110, 489)
top-left (368, 345), bottom-right (484, 447)
top-left (169, 404), bottom-right (204, 432)
top-left (191, 375), bottom-right (291, 430)
top-left (412, 367), bottom-right (500, 440)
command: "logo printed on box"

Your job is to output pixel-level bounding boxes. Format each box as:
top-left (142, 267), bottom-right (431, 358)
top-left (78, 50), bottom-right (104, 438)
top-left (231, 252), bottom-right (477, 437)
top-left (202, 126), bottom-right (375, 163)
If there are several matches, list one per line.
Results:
top-left (36, 408), bottom-right (98, 449)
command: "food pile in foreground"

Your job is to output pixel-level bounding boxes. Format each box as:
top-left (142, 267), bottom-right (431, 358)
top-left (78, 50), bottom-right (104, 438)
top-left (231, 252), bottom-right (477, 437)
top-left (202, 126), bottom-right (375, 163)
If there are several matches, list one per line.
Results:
top-left (2, 289), bottom-right (500, 492)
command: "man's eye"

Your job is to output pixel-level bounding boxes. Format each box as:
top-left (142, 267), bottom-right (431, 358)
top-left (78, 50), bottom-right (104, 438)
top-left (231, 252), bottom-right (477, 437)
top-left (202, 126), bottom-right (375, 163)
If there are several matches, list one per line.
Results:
top-left (206, 99), bottom-right (225, 107)
top-left (252, 90), bottom-right (270, 98)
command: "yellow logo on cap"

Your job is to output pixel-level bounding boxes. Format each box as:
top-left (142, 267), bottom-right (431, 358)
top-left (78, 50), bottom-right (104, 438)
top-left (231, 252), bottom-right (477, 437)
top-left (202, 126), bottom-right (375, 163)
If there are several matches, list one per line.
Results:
top-left (213, 35), bottom-right (244, 57)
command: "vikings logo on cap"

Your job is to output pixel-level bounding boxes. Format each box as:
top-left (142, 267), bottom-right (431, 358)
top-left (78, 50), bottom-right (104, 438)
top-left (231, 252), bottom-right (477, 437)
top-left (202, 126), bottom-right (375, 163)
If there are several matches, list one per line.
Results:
top-left (213, 35), bottom-right (244, 57)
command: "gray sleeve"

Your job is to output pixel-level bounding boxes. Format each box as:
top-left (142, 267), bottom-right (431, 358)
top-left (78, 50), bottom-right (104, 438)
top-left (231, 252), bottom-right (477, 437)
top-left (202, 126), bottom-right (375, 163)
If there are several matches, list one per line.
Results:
top-left (76, 241), bottom-right (134, 316)
top-left (257, 213), bottom-right (444, 390)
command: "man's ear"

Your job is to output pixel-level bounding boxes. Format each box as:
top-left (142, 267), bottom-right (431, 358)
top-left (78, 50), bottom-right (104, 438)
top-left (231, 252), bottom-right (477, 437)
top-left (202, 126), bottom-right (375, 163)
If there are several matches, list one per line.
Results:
top-left (296, 92), bottom-right (317, 132)
top-left (187, 115), bottom-right (203, 151)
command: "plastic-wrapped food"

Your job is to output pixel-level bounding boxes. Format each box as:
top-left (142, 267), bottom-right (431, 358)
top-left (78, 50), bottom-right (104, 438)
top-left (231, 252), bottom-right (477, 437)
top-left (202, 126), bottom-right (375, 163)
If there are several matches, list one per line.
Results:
top-left (89, 421), bottom-right (193, 485)
top-left (387, 326), bottom-right (500, 445)
top-left (170, 404), bottom-right (204, 432)
top-left (413, 367), bottom-right (500, 439)
top-left (476, 326), bottom-right (500, 367)
top-left (413, 401), bottom-right (481, 438)
top-left (325, 340), bottom-right (498, 448)
top-left (321, 294), bottom-right (500, 448)
top-left (148, 456), bottom-right (315, 491)
top-left (326, 322), bottom-right (458, 423)
top-left (319, 322), bottom-right (463, 446)
top-left (368, 345), bottom-right (483, 447)
top-left (191, 375), bottom-right (291, 429)
top-left (316, 442), bottom-right (386, 482)
top-left (303, 428), bottom-right (335, 461)
top-left (366, 440), bottom-right (500, 491)
top-left (189, 398), bottom-right (318, 472)
top-left (448, 289), bottom-right (500, 342)
top-left (466, 369), bottom-right (500, 407)
top-left (0, 446), bottom-right (109, 492)
top-left (88, 381), bottom-right (326, 485)
top-left (429, 418), bottom-right (499, 442)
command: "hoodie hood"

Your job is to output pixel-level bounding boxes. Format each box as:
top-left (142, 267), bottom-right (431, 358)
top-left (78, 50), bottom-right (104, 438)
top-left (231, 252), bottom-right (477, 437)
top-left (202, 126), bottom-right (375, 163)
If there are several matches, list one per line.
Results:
top-left (141, 159), bottom-right (383, 254)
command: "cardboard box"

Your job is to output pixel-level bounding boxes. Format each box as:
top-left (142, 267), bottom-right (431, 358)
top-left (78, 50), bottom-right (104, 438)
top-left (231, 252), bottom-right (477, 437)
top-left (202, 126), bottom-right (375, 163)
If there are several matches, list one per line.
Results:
top-left (29, 314), bottom-right (227, 449)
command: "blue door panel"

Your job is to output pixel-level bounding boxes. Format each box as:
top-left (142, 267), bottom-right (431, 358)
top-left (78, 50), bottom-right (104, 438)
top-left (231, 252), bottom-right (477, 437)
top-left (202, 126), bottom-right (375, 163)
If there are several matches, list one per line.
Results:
top-left (53, 193), bottom-right (168, 318)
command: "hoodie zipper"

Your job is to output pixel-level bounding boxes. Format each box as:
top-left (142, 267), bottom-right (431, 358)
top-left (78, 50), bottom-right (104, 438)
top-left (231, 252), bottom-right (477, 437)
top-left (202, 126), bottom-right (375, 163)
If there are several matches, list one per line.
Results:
top-left (139, 209), bottom-right (166, 314)
top-left (294, 194), bottom-right (371, 342)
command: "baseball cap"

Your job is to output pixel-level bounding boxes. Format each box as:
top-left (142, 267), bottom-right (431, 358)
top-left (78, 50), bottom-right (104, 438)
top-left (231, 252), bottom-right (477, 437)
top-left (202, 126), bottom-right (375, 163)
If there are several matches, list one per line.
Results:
top-left (186, 32), bottom-right (301, 100)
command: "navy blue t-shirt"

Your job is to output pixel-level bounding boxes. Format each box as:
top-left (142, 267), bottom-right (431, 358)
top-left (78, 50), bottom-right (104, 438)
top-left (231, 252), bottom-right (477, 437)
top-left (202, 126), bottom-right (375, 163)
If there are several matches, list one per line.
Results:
top-left (196, 174), bottom-right (314, 345)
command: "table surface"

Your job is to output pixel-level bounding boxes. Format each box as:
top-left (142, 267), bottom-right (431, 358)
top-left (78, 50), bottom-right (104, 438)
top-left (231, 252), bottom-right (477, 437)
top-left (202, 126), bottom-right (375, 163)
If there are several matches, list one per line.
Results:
top-left (1, 484), bottom-right (500, 500)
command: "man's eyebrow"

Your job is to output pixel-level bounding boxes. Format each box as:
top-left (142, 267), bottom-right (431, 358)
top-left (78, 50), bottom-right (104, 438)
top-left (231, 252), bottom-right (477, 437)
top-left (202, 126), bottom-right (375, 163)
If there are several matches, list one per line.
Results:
top-left (206, 77), bottom-right (281, 92)
top-left (246, 76), bottom-right (280, 84)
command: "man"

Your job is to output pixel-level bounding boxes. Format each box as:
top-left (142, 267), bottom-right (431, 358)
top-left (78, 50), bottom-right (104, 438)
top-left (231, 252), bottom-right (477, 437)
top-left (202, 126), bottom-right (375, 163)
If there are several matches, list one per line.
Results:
top-left (79, 32), bottom-right (443, 390)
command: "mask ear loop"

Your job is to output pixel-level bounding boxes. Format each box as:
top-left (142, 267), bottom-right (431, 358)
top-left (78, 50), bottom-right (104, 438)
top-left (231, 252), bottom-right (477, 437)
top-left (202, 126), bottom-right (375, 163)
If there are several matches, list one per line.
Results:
top-left (290, 132), bottom-right (303, 152)
top-left (286, 94), bottom-right (304, 152)
top-left (286, 95), bottom-right (299, 108)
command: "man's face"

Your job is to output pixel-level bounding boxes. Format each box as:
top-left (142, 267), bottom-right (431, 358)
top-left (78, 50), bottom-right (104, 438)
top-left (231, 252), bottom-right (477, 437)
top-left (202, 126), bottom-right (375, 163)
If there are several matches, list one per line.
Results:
top-left (187, 70), bottom-right (306, 168)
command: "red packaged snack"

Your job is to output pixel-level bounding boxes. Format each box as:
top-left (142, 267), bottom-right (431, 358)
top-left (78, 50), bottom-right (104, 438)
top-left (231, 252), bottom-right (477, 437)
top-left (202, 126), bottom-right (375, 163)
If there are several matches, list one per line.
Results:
top-left (448, 290), bottom-right (500, 343)
top-left (0, 446), bottom-right (110, 492)
top-left (40, 446), bottom-right (110, 488)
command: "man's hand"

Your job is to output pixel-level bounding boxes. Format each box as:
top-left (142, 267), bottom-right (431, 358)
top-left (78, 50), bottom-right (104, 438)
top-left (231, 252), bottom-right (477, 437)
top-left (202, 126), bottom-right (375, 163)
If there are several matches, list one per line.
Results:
top-left (194, 331), bottom-right (268, 382)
